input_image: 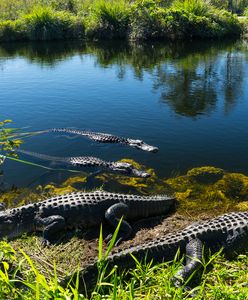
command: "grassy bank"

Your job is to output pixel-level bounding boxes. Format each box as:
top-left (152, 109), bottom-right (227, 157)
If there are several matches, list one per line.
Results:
top-left (1, 165), bottom-right (248, 298)
top-left (1, 239), bottom-right (247, 299)
top-left (0, 0), bottom-right (243, 42)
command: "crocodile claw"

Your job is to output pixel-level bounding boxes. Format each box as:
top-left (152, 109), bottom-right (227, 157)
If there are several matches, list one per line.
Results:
top-left (41, 238), bottom-right (51, 247)
top-left (104, 234), bottom-right (123, 246)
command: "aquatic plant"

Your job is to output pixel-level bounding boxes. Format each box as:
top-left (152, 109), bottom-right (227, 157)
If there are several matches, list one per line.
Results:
top-left (187, 166), bottom-right (224, 183)
top-left (216, 173), bottom-right (248, 201)
top-left (0, 120), bottom-right (23, 157)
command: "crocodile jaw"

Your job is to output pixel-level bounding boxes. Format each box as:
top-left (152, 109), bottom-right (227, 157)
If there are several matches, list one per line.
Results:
top-left (130, 168), bottom-right (151, 178)
top-left (111, 162), bottom-right (151, 178)
top-left (127, 139), bottom-right (158, 153)
top-left (0, 214), bottom-right (34, 239)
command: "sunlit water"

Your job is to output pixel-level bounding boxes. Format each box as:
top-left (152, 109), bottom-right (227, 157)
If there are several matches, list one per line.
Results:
top-left (0, 39), bottom-right (248, 189)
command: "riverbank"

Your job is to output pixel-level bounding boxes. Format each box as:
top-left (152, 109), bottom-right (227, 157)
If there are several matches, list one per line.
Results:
top-left (239, 16), bottom-right (248, 38)
top-left (1, 165), bottom-right (248, 298)
top-left (0, 0), bottom-right (242, 42)
top-left (1, 240), bottom-right (247, 299)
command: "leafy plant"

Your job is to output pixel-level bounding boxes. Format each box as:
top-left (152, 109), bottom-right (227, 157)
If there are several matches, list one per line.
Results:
top-left (0, 120), bottom-right (23, 158)
top-left (85, 0), bottom-right (130, 39)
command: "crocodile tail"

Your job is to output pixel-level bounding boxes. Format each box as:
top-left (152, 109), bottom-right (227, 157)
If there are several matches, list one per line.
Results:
top-left (48, 128), bottom-right (89, 136)
top-left (17, 149), bottom-right (69, 163)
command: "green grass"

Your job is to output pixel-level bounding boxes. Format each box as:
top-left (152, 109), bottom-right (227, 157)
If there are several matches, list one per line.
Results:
top-left (0, 0), bottom-right (244, 41)
top-left (0, 238), bottom-right (247, 299)
top-left (84, 0), bottom-right (130, 39)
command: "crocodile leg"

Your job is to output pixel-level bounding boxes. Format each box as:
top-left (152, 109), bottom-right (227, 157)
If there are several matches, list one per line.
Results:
top-left (35, 215), bottom-right (66, 246)
top-left (105, 203), bottom-right (132, 245)
top-left (225, 230), bottom-right (248, 258)
top-left (173, 238), bottom-right (203, 287)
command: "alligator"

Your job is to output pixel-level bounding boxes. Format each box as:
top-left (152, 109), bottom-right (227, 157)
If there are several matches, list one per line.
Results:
top-left (65, 211), bottom-right (248, 293)
top-left (38, 128), bottom-right (159, 153)
top-left (0, 191), bottom-right (175, 245)
top-left (17, 149), bottom-right (150, 178)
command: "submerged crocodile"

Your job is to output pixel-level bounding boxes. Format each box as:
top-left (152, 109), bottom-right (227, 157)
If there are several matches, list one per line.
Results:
top-left (0, 191), bottom-right (175, 245)
top-left (65, 211), bottom-right (248, 292)
top-left (17, 149), bottom-right (150, 178)
top-left (38, 128), bottom-right (159, 153)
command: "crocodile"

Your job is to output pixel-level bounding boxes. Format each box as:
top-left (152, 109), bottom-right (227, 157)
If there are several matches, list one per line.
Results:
top-left (17, 149), bottom-right (150, 178)
top-left (65, 211), bottom-right (248, 293)
top-left (38, 128), bottom-right (159, 153)
top-left (0, 191), bottom-right (175, 245)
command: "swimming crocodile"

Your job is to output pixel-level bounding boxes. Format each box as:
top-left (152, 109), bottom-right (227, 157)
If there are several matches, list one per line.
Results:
top-left (65, 211), bottom-right (248, 293)
top-left (0, 191), bottom-right (175, 245)
top-left (39, 128), bottom-right (159, 153)
top-left (17, 149), bottom-right (150, 178)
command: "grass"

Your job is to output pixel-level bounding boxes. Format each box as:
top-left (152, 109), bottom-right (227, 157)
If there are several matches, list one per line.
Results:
top-left (0, 0), bottom-right (244, 42)
top-left (1, 236), bottom-right (247, 299)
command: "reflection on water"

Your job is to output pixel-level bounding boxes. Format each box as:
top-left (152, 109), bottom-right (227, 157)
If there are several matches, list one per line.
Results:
top-left (0, 39), bottom-right (248, 189)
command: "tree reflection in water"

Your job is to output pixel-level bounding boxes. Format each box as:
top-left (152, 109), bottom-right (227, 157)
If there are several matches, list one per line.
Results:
top-left (0, 38), bottom-right (247, 117)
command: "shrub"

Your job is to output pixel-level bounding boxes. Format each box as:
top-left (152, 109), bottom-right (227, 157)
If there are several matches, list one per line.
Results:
top-left (0, 20), bottom-right (26, 41)
top-left (85, 0), bottom-right (130, 39)
top-left (172, 0), bottom-right (209, 16)
top-left (21, 6), bottom-right (84, 41)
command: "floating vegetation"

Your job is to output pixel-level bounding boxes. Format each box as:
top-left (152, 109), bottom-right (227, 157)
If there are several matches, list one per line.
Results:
top-left (1, 162), bottom-right (248, 215)
top-left (0, 119), bottom-right (23, 157)
top-left (216, 173), bottom-right (248, 201)
top-left (186, 166), bottom-right (225, 183)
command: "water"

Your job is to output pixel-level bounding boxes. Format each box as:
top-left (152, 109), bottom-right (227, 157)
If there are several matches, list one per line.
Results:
top-left (0, 39), bottom-right (248, 189)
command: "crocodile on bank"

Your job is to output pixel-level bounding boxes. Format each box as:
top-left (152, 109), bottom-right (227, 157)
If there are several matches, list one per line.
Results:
top-left (17, 149), bottom-right (150, 178)
top-left (65, 211), bottom-right (248, 293)
top-left (38, 128), bottom-right (159, 153)
top-left (0, 191), bottom-right (175, 245)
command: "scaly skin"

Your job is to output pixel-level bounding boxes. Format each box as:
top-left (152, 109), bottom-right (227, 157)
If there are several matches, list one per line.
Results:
top-left (39, 128), bottom-right (159, 153)
top-left (17, 149), bottom-right (150, 178)
top-left (0, 191), bottom-right (175, 244)
top-left (66, 211), bottom-right (248, 293)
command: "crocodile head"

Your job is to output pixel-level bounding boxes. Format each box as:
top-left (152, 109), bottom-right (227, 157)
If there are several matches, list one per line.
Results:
top-left (0, 213), bottom-right (19, 239)
top-left (127, 139), bottom-right (158, 153)
top-left (111, 162), bottom-right (151, 178)
top-left (0, 210), bottom-right (34, 239)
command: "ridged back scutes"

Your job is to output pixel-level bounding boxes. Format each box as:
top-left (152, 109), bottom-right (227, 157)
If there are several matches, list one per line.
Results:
top-left (183, 212), bottom-right (248, 235)
top-left (3, 191), bottom-right (174, 218)
top-left (1, 202), bottom-right (38, 218)
top-left (109, 211), bottom-right (248, 264)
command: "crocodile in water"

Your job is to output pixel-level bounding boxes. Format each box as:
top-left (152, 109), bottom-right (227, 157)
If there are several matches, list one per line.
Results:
top-left (0, 191), bottom-right (175, 245)
top-left (17, 149), bottom-right (151, 178)
top-left (38, 128), bottom-right (159, 153)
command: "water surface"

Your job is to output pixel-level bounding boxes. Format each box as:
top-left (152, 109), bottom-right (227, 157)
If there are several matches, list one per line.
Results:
top-left (0, 39), bottom-right (248, 189)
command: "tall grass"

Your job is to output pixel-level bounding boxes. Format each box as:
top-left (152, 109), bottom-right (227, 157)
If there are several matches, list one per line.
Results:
top-left (84, 0), bottom-right (130, 39)
top-left (0, 0), bottom-right (243, 41)
top-left (172, 0), bottom-right (209, 16)
top-left (1, 238), bottom-right (247, 299)
top-left (0, 6), bottom-right (84, 41)
top-left (22, 6), bottom-right (83, 40)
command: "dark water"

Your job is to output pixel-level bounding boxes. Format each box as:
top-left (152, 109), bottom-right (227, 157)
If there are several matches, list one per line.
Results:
top-left (0, 39), bottom-right (248, 189)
